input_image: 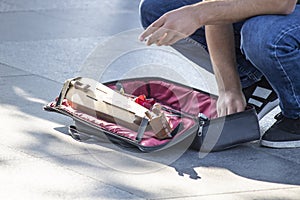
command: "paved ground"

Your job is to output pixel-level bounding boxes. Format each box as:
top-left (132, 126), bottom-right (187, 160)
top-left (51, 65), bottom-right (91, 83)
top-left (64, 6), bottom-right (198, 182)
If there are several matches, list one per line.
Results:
top-left (1, 1), bottom-right (300, 199)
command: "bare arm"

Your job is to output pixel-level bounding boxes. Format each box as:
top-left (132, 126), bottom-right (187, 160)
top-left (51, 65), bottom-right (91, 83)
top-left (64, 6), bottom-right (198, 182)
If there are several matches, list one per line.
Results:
top-left (140, 0), bottom-right (297, 45)
top-left (194, 0), bottom-right (297, 25)
top-left (200, 0), bottom-right (296, 116)
top-left (205, 24), bottom-right (246, 116)
top-left (139, 0), bottom-right (297, 116)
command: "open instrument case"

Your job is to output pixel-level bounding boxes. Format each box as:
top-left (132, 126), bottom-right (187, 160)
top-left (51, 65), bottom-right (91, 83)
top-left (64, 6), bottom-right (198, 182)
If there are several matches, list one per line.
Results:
top-left (44, 77), bottom-right (260, 152)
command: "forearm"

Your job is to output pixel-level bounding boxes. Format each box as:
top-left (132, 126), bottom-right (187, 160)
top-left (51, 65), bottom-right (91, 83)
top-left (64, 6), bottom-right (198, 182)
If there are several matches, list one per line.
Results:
top-left (205, 24), bottom-right (241, 92)
top-left (139, 0), bottom-right (297, 50)
top-left (206, 24), bottom-right (247, 115)
top-left (192, 0), bottom-right (297, 25)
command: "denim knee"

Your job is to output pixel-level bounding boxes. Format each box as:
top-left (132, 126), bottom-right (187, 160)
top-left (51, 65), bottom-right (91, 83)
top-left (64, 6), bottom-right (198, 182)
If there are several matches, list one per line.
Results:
top-left (139, 0), bottom-right (172, 28)
top-left (139, 0), bottom-right (154, 28)
top-left (240, 13), bottom-right (300, 117)
top-left (241, 14), bottom-right (300, 72)
top-left (240, 16), bottom-right (275, 72)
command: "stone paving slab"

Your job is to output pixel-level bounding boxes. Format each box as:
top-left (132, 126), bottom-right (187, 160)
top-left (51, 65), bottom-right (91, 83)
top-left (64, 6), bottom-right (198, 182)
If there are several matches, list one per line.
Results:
top-left (0, 0), bottom-right (300, 199)
top-left (0, 0), bottom-right (140, 42)
top-left (0, 38), bottom-right (105, 82)
top-left (0, 70), bottom-right (116, 159)
top-left (0, 63), bottom-right (30, 77)
top-left (0, 0), bottom-right (139, 12)
top-left (41, 147), bottom-right (300, 200)
top-left (171, 188), bottom-right (300, 200)
top-left (2, 64), bottom-right (299, 199)
top-left (0, 11), bottom-right (97, 41)
top-left (0, 158), bottom-right (142, 200)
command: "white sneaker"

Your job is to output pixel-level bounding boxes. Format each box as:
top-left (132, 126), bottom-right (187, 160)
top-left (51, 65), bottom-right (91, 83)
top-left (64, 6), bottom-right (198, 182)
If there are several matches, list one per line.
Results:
top-left (242, 76), bottom-right (279, 120)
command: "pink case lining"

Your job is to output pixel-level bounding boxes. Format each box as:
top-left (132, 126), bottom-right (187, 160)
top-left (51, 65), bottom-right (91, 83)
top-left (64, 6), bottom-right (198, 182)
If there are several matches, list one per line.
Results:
top-left (49, 79), bottom-right (217, 147)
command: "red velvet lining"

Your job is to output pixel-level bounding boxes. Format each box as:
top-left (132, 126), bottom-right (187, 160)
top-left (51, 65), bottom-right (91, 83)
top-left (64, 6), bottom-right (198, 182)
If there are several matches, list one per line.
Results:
top-left (50, 79), bottom-right (217, 147)
top-left (111, 79), bottom-right (217, 118)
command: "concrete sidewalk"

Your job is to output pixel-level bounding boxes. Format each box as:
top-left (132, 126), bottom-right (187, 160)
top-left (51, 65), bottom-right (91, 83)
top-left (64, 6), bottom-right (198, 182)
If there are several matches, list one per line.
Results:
top-left (0, 1), bottom-right (300, 199)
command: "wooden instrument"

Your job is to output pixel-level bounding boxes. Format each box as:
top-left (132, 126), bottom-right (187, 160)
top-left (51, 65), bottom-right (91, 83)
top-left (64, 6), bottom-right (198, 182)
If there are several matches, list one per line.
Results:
top-left (56, 77), bottom-right (172, 140)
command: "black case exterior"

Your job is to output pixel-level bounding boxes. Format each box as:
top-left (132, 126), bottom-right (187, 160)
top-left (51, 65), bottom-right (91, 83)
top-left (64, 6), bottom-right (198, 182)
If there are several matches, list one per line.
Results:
top-left (190, 107), bottom-right (260, 152)
top-left (45, 77), bottom-right (261, 152)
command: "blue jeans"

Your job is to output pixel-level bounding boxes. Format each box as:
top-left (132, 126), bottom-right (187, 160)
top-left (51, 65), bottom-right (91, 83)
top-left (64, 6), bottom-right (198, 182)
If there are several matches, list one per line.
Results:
top-left (139, 0), bottom-right (300, 118)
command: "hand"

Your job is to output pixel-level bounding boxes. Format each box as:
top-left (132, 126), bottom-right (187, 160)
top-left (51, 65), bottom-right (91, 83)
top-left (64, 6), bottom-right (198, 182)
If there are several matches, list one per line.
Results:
top-left (139, 5), bottom-right (201, 46)
top-left (217, 89), bottom-right (246, 117)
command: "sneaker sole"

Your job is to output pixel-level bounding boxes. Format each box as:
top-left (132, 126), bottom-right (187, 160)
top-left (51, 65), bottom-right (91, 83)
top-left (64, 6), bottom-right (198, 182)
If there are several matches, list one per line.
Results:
top-left (260, 139), bottom-right (300, 148)
top-left (257, 98), bottom-right (280, 120)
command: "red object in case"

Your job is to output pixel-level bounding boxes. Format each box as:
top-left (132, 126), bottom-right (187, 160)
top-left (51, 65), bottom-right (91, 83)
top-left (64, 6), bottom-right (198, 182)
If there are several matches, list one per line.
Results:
top-left (45, 77), bottom-right (260, 152)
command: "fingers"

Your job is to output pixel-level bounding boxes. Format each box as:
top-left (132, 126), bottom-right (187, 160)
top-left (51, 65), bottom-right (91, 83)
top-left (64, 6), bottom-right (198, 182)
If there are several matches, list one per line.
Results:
top-left (146, 28), bottom-right (168, 46)
top-left (157, 32), bottom-right (183, 46)
top-left (139, 15), bottom-right (186, 46)
top-left (227, 107), bottom-right (243, 116)
top-left (217, 101), bottom-right (246, 117)
top-left (217, 101), bottom-right (227, 117)
top-left (139, 17), bottom-right (165, 42)
top-left (140, 28), bottom-right (184, 46)
top-left (217, 108), bottom-right (226, 118)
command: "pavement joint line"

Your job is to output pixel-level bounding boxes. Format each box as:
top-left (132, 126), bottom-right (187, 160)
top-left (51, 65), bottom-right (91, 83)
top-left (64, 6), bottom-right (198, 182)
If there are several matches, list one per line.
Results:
top-left (0, 2), bottom-right (299, 198)
top-left (25, 72), bottom-right (64, 84)
top-left (38, 148), bottom-right (300, 200)
top-left (0, 70), bottom-right (64, 85)
top-left (0, 144), bottom-right (38, 161)
top-left (0, 34), bottom-right (107, 45)
top-left (12, 35), bottom-right (106, 42)
top-left (0, 74), bottom-right (34, 78)
top-left (26, 151), bottom-right (114, 161)
top-left (0, 143), bottom-right (93, 162)
top-left (0, 61), bottom-right (32, 74)
top-left (149, 186), bottom-right (300, 200)
top-left (1, 148), bottom-right (143, 199)
top-left (0, 9), bottom-right (42, 14)
top-left (2, 142), bottom-right (299, 200)
top-left (2, 62), bottom-right (300, 167)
